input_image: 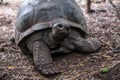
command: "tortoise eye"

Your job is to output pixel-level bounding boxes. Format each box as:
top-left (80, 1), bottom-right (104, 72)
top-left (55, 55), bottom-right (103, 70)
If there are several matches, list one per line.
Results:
top-left (57, 24), bottom-right (64, 30)
top-left (53, 23), bottom-right (64, 30)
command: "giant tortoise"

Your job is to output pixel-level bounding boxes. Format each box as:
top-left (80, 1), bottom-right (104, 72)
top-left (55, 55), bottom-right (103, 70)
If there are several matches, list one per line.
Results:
top-left (15, 0), bottom-right (101, 76)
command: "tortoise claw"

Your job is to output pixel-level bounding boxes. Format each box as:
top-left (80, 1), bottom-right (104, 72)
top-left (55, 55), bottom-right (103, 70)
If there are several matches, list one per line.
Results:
top-left (41, 64), bottom-right (61, 76)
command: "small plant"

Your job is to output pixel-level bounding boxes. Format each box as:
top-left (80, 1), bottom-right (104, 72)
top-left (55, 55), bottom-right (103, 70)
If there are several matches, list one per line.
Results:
top-left (101, 67), bottom-right (110, 73)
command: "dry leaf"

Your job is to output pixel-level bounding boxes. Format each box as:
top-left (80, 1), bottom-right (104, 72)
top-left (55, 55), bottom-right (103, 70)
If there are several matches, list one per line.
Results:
top-left (102, 55), bottom-right (112, 60)
top-left (7, 66), bottom-right (15, 70)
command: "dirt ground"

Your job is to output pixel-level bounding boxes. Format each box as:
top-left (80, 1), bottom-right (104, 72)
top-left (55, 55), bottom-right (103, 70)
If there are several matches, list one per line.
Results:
top-left (0, 0), bottom-right (120, 80)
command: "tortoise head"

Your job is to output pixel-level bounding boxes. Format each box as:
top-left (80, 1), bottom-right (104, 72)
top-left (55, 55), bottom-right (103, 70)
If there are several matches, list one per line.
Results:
top-left (52, 23), bottom-right (70, 40)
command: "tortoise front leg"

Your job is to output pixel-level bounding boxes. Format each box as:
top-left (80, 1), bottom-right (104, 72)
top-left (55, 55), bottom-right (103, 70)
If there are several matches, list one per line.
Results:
top-left (27, 40), bottom-right (60, 76)
top-left (71, 36), bottom-right (101, 53)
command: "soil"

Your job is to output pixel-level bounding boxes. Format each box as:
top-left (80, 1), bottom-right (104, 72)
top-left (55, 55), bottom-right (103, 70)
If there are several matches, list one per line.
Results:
top-left (0, 0), bottom-right (120, 80)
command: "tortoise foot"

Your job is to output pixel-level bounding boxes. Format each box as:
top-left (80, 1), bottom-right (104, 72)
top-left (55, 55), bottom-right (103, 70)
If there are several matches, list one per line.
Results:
top-left (41, 64), bottom-right (61, 76)
top-left (72, 37), bottom-right (101, 53)
top-left (82, 38), bottom-right (101, 53)
top-left (90, 38), bottom-right (101, 50)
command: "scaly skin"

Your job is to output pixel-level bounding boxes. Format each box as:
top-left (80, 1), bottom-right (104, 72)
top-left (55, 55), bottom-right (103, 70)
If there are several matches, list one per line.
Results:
top-left (26, 31), bottom-right (61, 76)
top-left (22, 29), bottom-right (101, 76)
top-left (68, 30), bottom-right (101, 53)
top-left (51, 29), bottom-right (101, 54)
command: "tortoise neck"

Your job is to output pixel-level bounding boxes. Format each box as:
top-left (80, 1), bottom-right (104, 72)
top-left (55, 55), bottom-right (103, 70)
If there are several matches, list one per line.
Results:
top-left (44, 33), bottom-right (61, 49)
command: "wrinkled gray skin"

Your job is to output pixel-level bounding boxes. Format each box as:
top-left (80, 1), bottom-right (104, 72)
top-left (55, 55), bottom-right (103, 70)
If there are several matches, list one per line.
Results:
top-left (15, 0), bottom-right (101, 76)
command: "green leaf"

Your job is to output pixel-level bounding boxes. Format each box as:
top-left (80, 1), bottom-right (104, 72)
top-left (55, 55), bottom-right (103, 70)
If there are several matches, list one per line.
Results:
top-left (101, 67), bottom-right (110, 73)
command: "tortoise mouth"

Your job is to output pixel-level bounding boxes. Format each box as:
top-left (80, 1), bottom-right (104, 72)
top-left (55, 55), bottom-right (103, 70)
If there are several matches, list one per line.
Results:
top-left (53, 29), bottom-right (69, 40)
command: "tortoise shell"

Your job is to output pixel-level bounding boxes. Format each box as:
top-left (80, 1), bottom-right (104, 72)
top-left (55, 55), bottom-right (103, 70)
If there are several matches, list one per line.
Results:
top-left (15, 0), bottom-right (88, 45)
